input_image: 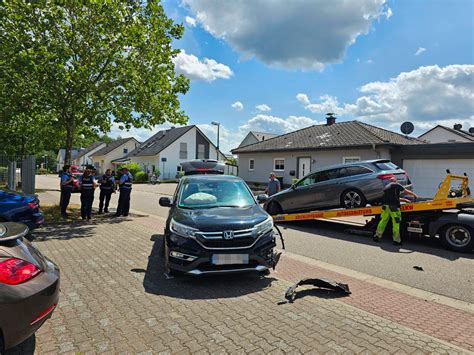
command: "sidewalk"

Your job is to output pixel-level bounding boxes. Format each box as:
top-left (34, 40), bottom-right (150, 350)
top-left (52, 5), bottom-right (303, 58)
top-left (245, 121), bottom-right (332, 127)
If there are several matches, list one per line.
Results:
top-left (29, 212), bottom-right (471, 354)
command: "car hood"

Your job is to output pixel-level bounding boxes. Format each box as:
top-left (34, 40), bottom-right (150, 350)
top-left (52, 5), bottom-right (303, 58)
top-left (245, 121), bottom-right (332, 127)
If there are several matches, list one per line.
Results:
top-left (0, 189), bottom-right (36, 203)
top-left (173, 204), bottom-right (268, 232)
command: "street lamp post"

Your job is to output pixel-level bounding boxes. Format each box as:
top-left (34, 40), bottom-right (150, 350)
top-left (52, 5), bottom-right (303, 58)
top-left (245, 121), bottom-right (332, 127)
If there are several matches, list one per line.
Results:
top-left (211, 121), bottom-right (220, 154)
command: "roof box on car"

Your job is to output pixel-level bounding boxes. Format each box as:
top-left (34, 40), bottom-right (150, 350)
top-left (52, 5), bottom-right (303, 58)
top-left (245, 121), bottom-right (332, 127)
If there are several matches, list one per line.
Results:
top-left (180, 159), bottom-right (225, 175)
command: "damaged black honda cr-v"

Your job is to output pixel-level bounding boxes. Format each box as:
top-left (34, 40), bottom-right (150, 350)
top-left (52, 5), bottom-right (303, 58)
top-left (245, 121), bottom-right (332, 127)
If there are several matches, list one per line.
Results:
top-left (159, 174), bottom-right (278, 275)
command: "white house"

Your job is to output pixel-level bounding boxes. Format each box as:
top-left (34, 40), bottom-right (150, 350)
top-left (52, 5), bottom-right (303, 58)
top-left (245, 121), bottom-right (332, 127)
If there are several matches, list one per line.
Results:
top-left (90, 138), bottom-right (140, 174)
top-left (127, 125), bottom-right (224, 179)
top-left (56, 148), bottom-right (80, 172)
top-left (418, 124), bottom-right (474, 143)
top-left (72, 142), bottom-right (106, 169)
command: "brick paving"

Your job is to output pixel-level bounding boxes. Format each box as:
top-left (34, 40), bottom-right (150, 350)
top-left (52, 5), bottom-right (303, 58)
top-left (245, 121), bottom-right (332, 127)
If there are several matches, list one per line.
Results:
top-left (28, 213), bottom-right (470, 354)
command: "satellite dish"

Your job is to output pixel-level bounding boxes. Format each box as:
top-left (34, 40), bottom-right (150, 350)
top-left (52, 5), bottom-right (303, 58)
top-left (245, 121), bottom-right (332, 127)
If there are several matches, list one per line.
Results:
top-left (400, 121), bottom-right (414, 135)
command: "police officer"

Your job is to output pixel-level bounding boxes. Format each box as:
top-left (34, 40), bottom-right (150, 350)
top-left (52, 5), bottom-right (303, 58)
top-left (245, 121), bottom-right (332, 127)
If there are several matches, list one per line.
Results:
top-left (115, 167), bottom-right (133, 217)
top-left (60, 165), bottom-right (75, 218)
top-left (373, 176), bottom-right (418, 245)
top-left (79, 168), bottom-right (97, 220)
top-left (98, 169), bottom-right (115, 214)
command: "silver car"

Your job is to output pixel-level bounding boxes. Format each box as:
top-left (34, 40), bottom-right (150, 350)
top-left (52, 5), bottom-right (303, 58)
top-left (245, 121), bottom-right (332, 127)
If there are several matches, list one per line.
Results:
top-left (264, 160), bottom-right (412, 214)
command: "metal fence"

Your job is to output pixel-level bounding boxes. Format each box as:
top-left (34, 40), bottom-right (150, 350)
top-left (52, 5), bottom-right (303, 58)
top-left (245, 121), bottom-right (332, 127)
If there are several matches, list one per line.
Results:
top-left (0, 155), bottom-right (36, 194)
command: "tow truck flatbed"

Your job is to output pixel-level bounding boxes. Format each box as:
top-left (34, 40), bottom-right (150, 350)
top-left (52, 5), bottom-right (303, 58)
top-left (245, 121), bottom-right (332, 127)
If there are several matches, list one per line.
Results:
top-left (271, 174), bottom-right (474, 252)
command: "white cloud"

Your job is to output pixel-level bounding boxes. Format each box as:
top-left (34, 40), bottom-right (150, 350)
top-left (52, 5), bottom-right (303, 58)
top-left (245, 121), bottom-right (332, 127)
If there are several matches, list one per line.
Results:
top-left (255, 104), bottom-right (271, 112)
top-left (385, 7), bottom-right (393, 19)
top-left (184, 0), bottom-right (389, 70)
top-left (415, 47), bottom-right (427, 56)
top-left (185, 16), bottom-right (196, 27)
top-left (296, 93), bottom-right (310, 105)
top-left (298, 65), bottom-right (474, 131)
top-left (173, 50), bottom-right (233, 81)
top-left (231, 101), bottom-right (244, 111)
top-left (366, 59), bottom-right (373, 64)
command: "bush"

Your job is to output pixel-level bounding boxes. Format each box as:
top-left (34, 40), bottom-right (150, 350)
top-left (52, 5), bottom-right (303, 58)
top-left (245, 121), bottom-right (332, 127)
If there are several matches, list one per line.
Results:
top-left (153, 169), bottom-right (160, 177)
top-left (134, 171), bottom-right (148, 182)
top-left (38, 168), bottom-right (49, 175)
top-left (118, 162), bottom-right (142, 177)
top-left (292, 178), bottom-right (299, 184)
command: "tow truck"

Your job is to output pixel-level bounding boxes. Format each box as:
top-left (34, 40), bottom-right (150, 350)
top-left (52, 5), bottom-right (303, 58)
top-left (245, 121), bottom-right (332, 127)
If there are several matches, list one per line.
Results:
top-left (271, 173), bottom-right (474, 253)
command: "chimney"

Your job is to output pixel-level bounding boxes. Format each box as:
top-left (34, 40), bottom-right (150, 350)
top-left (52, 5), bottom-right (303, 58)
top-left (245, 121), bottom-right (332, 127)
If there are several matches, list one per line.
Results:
top-left (326, 113), bottom-right (336, 126)
top-left (453, 123), bottom-right (462, 131)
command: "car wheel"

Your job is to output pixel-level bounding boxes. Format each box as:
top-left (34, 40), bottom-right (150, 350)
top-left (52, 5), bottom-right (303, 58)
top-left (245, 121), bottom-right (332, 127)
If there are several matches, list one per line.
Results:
top-left (439, 224), bottom-right (473, 253)
top-left (266, 201), bottom-right (283, 215)
top-left (340, 189), bottom-right (367, 209)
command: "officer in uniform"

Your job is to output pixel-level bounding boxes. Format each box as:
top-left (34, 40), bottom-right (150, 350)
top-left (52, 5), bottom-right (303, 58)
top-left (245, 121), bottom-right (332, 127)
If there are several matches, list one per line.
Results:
top-left (79, 168), bottom-right (97, 220)
top-left (373, 176), bottom-right (418, 245)
top-left (60, 165), bottom-right (75, 218)
top-left (115, 167), bottom-right (133, 217)
top-left (98, 169), bottom-right (115, 214)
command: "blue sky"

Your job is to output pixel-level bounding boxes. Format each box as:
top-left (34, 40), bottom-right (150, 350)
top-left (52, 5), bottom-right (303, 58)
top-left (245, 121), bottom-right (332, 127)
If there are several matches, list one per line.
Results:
top-left (114, 0), bottom-right (473, 153)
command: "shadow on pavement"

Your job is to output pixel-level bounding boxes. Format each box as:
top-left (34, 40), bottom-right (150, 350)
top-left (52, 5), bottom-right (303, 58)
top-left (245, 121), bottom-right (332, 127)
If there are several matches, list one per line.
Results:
top-left (277, 220), bottom-right (473, 261)
top-left (142, 234), bottom-right (278, 300)
top-left (5, 335), bottom-right (35, 355)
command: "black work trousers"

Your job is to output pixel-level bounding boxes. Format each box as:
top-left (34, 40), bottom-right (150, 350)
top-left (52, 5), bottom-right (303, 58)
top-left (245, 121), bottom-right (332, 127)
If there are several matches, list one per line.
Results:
top-left (80, 192), bottom-right (94, 219)
top-left (60, 189), bottom-right (72, 216)
top-left (116, 189), bottom-right (131, 216)
top-left (99, 189), bottom-right (113, 212)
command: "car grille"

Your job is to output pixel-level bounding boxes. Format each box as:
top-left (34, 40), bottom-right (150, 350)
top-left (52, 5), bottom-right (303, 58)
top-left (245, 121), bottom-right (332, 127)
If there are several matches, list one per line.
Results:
top-left (195, 228), bottom-right (257, 250)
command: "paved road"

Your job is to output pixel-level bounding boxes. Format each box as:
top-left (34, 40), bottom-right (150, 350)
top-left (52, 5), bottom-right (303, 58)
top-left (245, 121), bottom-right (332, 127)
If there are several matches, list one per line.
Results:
top-left (36, 175), bottom-right (474, 303)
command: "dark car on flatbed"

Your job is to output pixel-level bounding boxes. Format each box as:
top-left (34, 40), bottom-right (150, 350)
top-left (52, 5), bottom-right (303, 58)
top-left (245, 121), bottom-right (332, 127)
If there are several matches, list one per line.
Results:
top-left (159, 172), bottom-right (277, 275)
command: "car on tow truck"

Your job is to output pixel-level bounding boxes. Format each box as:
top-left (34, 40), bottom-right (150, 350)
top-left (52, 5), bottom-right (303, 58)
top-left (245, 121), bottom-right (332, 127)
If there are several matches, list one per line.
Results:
top-left (159, 160), bottom-right (277, 275)
top-left (0, 189), bottom-right (44, 229)
top-left (0, 222), bottom-right (60, 353)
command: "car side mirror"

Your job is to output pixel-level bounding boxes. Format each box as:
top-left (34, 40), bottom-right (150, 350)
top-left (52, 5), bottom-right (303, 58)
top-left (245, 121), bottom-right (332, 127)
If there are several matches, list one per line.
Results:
top-left (159, 197), bottom-right (173, 207)
top-left (256, 194), bottom-right (269, 203)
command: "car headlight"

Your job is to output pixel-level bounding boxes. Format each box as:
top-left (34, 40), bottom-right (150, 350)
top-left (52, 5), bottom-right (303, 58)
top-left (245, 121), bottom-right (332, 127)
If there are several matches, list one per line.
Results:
top-left (255, 216), bottom-right (273, 235)
top-left (170, 219), bottom-right (198, 239)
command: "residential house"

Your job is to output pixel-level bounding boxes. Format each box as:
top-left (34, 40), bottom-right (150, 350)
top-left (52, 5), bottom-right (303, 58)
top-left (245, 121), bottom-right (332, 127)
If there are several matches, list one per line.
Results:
top-left (90, 138), bottom-right (140, 174)
top-left (238, 131), bottom-right (278, 148)
top-left (127, 125), bottom-right (224, 179)
top-left (72, 142), bottom-right (106, 169)
top-left (418, 124), bottom-right (474, 143)
top-left (231, 117), bottom-right (424, 186)
top-left (56, 149), bottom-right (80, 172)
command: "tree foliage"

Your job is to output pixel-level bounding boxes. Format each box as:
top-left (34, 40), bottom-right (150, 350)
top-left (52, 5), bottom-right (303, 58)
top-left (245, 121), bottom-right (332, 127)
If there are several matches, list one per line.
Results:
top-left (1, 1), bottom-right (190, 161)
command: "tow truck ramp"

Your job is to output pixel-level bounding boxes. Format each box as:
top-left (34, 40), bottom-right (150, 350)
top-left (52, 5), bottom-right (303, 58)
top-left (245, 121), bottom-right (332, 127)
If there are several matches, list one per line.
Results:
top-left (272, 174), bottom-right (474, 253)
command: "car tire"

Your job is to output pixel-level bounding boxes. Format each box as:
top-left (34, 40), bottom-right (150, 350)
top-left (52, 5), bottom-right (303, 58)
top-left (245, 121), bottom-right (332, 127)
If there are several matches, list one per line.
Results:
top-left (439, 224), bottom-right (473, 253)
top-left (340, 189), bottom-right (367, 209)
top-left (266, 201), bottom-right (283, 215)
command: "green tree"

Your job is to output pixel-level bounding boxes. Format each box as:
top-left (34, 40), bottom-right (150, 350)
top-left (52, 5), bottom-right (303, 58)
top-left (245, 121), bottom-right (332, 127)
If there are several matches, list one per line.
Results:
top-left (1, 2), bottom-right (189, 162)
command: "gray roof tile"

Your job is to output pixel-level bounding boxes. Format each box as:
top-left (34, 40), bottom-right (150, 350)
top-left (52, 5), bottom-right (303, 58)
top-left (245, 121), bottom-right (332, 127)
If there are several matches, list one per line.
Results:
top-left (129, 126), bottom-right (194, 157)
top-left (92, 138), bottom-right (136, 157)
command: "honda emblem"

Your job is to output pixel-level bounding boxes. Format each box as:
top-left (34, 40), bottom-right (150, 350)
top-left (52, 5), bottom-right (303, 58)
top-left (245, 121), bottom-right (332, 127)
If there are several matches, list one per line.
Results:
top-left (223, 230), bottom-right (234, 240)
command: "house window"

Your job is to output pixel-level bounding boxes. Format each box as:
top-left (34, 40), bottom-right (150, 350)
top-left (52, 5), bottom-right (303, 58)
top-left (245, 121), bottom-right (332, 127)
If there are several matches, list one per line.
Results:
top-left (123, 148), bottom-right (128, 154)
top-left (197, 144), bottom-right (205, 159)
top-left (152, 165), bottom-right (156, 172)
top-left (249, 159), bottom-right (255, 171)
top-left (177, 165), bottom-right (182, 172)
top-left (274, 158), bottom-right (285, 171)
top-left (179, 142), bottom-right (187, 159)
top-left (343, 156), bottom-right (361, 164)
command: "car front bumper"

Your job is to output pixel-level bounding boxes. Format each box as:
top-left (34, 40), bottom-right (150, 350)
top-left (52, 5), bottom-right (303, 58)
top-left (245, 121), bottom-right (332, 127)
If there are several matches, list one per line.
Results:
top-left (165, 231), bottom-right (277, 275)
top-left (0, 257), bottom-right (60, 351)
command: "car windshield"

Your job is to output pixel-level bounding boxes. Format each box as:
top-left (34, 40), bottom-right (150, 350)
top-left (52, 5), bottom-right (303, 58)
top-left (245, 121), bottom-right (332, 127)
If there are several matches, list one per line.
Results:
top-left (178, 178), bottom-right (256, 209)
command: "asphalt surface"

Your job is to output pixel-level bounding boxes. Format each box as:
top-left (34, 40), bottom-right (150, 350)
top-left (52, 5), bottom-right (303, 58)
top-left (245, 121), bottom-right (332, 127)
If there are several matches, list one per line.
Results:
top-left (36, 175), bottom-right (474, 303)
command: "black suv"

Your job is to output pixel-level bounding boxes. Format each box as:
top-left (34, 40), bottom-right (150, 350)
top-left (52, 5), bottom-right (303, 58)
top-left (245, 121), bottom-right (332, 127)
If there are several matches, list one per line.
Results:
top-left (159, 174), bottom-right (277, 275)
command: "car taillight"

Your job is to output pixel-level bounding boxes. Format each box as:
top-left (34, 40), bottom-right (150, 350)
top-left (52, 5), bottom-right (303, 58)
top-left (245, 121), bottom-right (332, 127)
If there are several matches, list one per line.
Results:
top-left (0, 258), bottom-right (41, 285)
top-left (28, 202), bottom-right (39, 209)
top-left (377, 173), bottom-right (395, 180)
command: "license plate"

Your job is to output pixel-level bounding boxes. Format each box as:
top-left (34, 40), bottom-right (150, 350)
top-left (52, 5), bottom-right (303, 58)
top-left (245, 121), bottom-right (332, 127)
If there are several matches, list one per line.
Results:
top-left (212, 254), bottom-right (249, 265)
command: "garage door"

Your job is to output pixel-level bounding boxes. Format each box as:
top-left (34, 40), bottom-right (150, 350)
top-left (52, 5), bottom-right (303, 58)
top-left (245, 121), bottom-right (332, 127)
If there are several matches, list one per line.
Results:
top-left (403, 159), bottom-right (474, 198)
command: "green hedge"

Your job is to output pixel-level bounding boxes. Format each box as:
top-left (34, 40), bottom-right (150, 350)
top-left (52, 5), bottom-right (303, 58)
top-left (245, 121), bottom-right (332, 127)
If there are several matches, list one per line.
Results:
top-left (134, 171), bottom-right (148, 182)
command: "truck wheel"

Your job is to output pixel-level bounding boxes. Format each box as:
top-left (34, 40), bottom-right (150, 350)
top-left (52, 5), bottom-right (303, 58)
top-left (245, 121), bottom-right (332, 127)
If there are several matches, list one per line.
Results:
top-left (340, 189), bottom-right (367, 209)
top-left (266, 202), bottom-right (283, 215)
top-left (440, 224), bottom-right (474, 253)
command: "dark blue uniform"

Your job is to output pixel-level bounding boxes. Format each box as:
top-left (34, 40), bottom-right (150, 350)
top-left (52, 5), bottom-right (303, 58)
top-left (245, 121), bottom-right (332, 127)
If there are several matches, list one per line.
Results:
top-left (60, 172), bottom-right (74, 217)
top-left (115, 172), bottom-right (132, 216)
top-left (98, 174), bottom-right (115, 213)
top-left (80, 175), bottom-right (96, 219)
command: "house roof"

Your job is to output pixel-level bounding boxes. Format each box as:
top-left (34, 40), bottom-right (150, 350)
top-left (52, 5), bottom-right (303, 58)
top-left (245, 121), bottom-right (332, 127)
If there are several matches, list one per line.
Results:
top-left (74, 142), bottom-right (105, 161)
top-left (91, 138), bottom-right (137, 157)
top-left (250, 131), bottom-right (278, 141)
top-left (232, 120), bottom-right (424, 153)
top-left (419, 125), bottom-right (474, 142)
top-left (129, 126), bottom-right (195, 157)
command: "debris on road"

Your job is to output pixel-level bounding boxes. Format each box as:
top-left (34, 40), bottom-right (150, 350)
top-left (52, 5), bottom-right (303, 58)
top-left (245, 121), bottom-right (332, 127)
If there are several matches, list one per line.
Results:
top-left (413, 266), bottom-right (424, 271)
top-left (284, 278), bottom-right (351, 303)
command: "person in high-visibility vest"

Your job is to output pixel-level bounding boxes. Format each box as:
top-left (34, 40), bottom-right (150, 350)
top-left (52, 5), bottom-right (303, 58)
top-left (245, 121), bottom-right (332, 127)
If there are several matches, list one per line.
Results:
top-left (373, 176), bottom-right (418, 245)
top-left (115, 167), bottom-right (133, 217)
top-left (79, 169), bottom-right (97, 220)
